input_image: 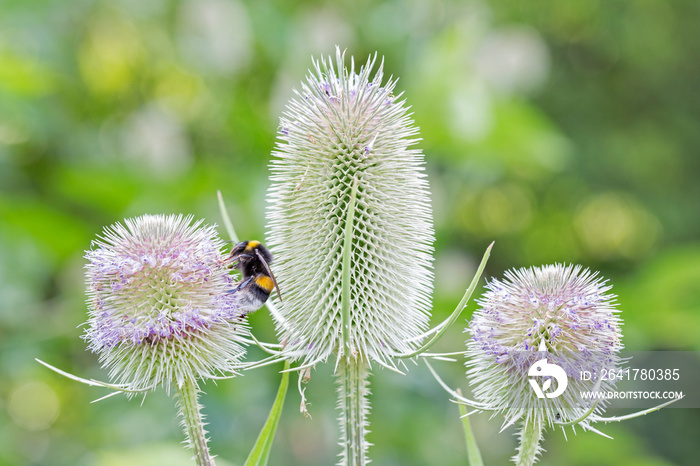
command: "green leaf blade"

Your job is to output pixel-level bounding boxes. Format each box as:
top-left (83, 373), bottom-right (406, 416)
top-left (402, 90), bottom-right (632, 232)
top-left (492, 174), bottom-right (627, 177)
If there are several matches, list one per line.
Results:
top-left (244, 361), bottom-right (291, 466)
top-left (457, 388), bottom-right (484, 466)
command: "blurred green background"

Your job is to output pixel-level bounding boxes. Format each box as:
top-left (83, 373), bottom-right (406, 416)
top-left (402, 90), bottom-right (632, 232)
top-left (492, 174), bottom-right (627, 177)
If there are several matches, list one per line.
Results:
top-left (1, 0), bottom-right (699, 464)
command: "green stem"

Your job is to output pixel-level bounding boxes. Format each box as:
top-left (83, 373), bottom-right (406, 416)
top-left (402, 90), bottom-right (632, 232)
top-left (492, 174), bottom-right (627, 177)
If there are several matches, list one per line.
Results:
top-left (178, 378), bottom-right (216, 466)
top-left (337, 358), bottom-right (371, 466)
top-left (341, 176), bottom-right (359, 360)
top-left (338, 177), bottom-right (369, 465)
top-left (514, 416), bottom-right (544, 466)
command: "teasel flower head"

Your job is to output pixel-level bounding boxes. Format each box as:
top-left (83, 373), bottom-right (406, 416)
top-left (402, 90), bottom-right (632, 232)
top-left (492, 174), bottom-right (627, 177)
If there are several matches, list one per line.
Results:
top-left (266, 47), bottom-right (434, 368)
top-left (465, 264), bottom-right (623, 463)
top-left (83, 214), bottom-right (247, 394)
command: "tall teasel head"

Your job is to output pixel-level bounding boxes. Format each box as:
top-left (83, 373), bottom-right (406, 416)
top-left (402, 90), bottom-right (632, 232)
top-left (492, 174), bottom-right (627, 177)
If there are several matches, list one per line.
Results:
top-left (83, 214), bottom-right (247, 394)
top-left (266, 48), bottom-right (435, 368)
top-left (465, 264), bottom-right (623, 461)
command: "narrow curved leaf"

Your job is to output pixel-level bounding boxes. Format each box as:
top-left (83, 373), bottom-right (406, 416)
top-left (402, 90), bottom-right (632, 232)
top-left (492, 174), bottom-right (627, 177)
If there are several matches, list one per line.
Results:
top-left (457, 388), bottom-right (484, 466)
top-left (244, 360), bottom-right (291, 466)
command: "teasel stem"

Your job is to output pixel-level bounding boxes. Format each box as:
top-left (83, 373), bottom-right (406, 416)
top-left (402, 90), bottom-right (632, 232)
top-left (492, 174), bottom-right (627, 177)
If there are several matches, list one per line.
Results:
top-left (514, 416), bottom-right (543, 466)
top-left (335, 176), bottom-right (371, 465)
top-left (177, 378), bottom-right (216, 466)
top-left (337, 358), bottom-right (372, 466)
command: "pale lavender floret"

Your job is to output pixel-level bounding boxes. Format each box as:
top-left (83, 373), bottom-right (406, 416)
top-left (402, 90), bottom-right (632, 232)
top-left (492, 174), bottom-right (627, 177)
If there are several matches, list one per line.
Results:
top-left (82, 214), bottom-right (248, 393)
top-left (466, 263), bottom-right (623, 428)
top-left (471, 264), bottom-right (621, 358)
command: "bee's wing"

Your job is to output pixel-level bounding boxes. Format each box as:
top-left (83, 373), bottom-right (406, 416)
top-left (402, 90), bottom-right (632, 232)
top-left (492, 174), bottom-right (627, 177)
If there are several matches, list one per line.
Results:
top-left (255, 249), bottom-right (283, 301)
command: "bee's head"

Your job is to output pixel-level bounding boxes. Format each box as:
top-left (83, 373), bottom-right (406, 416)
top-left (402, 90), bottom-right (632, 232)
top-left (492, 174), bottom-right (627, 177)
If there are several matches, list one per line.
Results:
top-left (228, 240), bottom-right (273, 272)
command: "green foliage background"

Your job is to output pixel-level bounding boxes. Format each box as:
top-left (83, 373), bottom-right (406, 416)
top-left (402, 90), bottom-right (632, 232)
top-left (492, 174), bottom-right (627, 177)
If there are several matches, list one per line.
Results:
top-left (1, 0), bottom-right (698, 465)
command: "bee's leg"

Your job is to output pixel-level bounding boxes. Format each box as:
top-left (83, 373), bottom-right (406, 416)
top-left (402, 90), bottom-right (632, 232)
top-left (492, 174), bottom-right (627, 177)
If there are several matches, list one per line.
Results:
top-left (227, 277), bottom-right (252, 294)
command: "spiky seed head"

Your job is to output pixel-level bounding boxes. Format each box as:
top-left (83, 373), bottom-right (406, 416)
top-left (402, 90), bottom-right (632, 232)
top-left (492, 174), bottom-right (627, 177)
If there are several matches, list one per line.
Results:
top-left (266, 48), bottom-right (435, 367)
top-left (466, 264), bottom-right (623, 428)
top-left (83, 214), bottom-right (246, 394)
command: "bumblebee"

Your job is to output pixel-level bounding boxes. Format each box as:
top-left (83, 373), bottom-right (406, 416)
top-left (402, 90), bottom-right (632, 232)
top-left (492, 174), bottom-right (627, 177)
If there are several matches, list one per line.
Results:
top-left (227, 240), bottom-right (282, 315)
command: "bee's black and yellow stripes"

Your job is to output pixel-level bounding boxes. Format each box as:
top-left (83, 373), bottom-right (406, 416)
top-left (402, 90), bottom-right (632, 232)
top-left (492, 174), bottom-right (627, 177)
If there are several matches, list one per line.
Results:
top-left (227, 240), bottom-right (280, 314)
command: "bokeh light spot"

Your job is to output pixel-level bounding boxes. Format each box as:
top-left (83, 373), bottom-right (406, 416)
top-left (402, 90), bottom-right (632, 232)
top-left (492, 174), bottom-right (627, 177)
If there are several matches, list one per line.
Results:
top-left (177, 0), bottom-right (252, 75)
top-left (78, 13), bottom-right (142, 96)
top-left (477, 183), bottom-right (534, 235)
top-left (575, 192), bottom-right (661, 260)
top-left (121, 104), bottom-right (192, 177)
top-left (474, 26), bottom-right (550, 95)
top-left (8, 381), bottom-right (60, 431)
top-left (449, 79), bottom-right (493, 142)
